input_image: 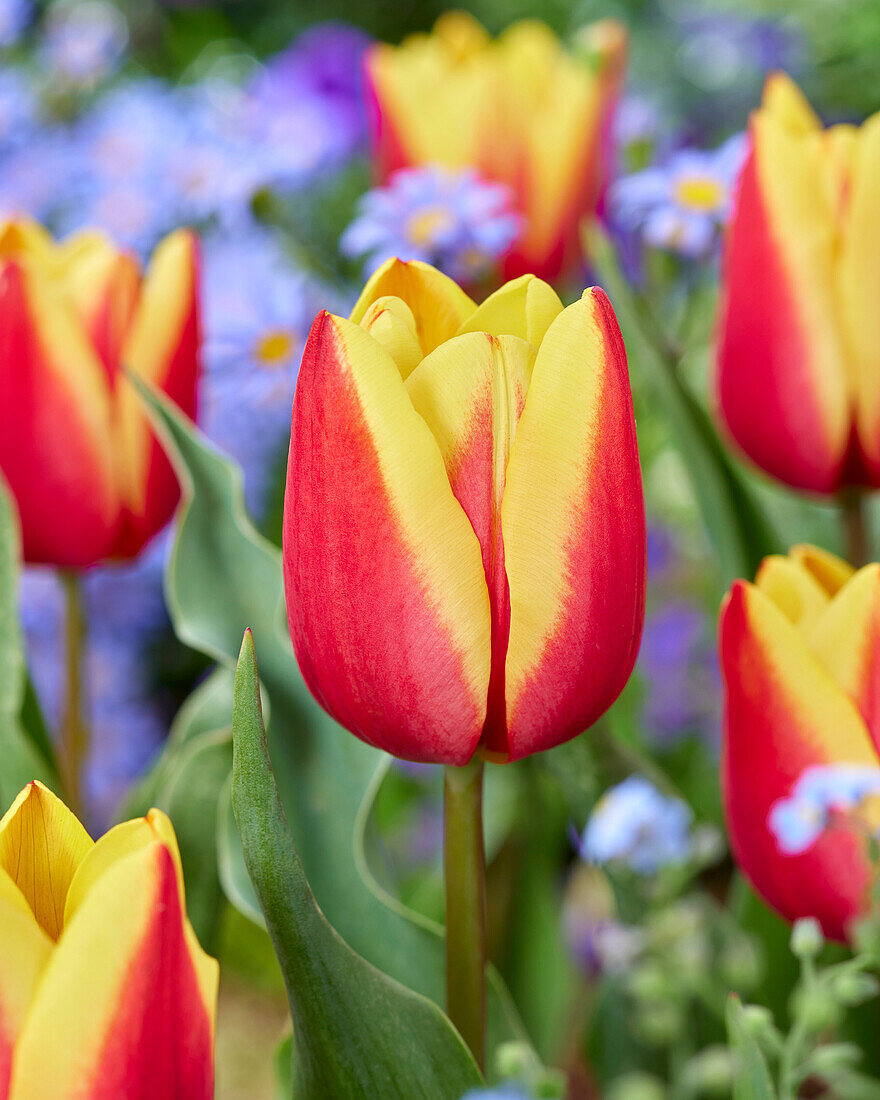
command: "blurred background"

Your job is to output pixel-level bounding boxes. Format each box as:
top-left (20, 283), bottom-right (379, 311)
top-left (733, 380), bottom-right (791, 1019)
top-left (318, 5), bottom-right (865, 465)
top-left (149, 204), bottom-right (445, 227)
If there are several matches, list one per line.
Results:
top-left (4, 0), bottom-right (879, 1096)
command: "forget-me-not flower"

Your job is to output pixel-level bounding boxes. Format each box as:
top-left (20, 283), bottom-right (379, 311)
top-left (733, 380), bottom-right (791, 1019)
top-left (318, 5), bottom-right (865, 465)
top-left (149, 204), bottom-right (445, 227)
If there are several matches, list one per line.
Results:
top-left (769, 764), bottom-right (880, 856)
top-left (580, 776), bottom-right (693, 874)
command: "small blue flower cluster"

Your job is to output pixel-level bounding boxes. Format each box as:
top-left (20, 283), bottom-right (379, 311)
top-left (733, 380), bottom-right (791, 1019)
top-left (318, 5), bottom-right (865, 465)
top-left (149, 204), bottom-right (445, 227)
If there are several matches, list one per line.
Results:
top-left (769, 765), bottom-right (880, 856)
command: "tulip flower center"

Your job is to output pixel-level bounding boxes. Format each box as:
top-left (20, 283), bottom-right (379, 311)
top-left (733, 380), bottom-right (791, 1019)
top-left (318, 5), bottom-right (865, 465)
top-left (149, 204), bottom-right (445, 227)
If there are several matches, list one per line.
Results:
top-left (674, 175), bottom-right (725, 213)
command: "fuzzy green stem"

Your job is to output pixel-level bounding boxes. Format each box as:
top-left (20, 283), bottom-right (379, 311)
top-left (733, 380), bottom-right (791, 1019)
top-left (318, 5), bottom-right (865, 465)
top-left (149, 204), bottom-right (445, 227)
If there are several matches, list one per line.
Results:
top-left (841, 489), bottom-right (871, 568)
top-left (444, 759), bottom-right (487, 1071)
top-left (60, 570), bottom-right (87, 817)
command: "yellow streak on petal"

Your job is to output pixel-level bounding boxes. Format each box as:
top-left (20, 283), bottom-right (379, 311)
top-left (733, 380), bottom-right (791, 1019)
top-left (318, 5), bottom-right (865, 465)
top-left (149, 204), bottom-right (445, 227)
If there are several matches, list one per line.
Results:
top-left (359, 295), bottom-right (424, 379)
top-left (0, 782), bottom-right (93, 941)
top-left (754, 554), bottom-right (831, 629)
top-left (789, 543), bottom-right (855, 596)
top-left (456, 274), bottom-right (562, 345)
top-left (803, 564), bottom-right (880, 707)
top-left (0, 891), bottom-right (53, 1047)
top-left (350, 258), bottom-right (476, 356)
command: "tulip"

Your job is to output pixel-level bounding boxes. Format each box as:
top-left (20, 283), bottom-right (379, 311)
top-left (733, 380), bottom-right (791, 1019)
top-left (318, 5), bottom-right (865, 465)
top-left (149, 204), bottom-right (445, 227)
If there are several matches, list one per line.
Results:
top-left (0, 218), bottom-right (201, 568)
top-left (717, 73), bottom-right (880, 495)
top-left (283, 258), bottom-right (646, 766)
top-left (364, 13), bottom-right (627, 283)
top-left (0, 781), bottom-right (217, 1098)
top-left (720, 544), bottom-right (880, 941)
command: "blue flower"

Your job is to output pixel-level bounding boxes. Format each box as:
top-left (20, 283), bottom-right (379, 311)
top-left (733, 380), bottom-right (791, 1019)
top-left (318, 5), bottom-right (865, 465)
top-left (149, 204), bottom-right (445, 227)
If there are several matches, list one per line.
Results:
top-left (0, 0), bottom-right (31, 47)
top-left (38, 0), bottom-right (128, 89)
top-left (201, 223), bottom-right (317, 517)
top-left (610, 133), bottom-right (747, 258)
top-left (460, 1088), bottom-right (529, 1100)
top-left (0, 67), bottom-right (38, 150)
top-left (580, 776), bottom-right (693, 874)
top-left (769, 765), bottom-right (880, 856)
top-left (342, 166), bottom-right (521, 283)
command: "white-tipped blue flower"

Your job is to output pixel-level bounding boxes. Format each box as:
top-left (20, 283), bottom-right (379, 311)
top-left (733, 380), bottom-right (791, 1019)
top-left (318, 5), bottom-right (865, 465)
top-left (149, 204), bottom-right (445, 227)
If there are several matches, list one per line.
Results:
top-left (610, 133), bottom-right (747, 258)
top-left (341, 165), bottom-right (521, 283)
top-left (769, 765), bottom-right (880, 856)
top-left (580, 776), bottom-right (693, 875)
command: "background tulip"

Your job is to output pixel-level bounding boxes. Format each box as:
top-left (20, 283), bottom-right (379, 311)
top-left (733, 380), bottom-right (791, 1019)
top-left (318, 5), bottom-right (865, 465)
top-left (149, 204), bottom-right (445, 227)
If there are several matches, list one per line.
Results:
top-left (717, 73), bottom-right (880, 495)
top-left (0, 781), bottom-right (217, 1099)
top-left (0, 218), bottom-right (200, 568)
top-left (284, 258), bottom-right (646, 766)
top-left (364, 13), bottom-right (627, 283)
top-left (720, 545), bottom-right (880, 941)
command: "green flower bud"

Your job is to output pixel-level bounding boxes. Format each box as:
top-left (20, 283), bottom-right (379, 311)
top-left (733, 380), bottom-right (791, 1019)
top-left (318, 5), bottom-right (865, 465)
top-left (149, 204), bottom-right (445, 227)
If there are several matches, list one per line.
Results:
top-left (791, 917), bottom-right (823, 959)
top-left (606, 1071), bottom-right (666, 1100)
top-left (635, 1001), bottom-right (685, 1047)
top-left (805, 1042), bottom-right (861, 1078)
top-left (828, 971), bottom-right (880, 1007)
top-left (790, 985), bottom-right (842, 1032)
top-left (679, 1047), bottom-right (735, 1096)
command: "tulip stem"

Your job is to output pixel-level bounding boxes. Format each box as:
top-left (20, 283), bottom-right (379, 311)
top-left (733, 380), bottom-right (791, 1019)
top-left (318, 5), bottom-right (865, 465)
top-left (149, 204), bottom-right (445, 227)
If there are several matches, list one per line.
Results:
top-left (444, 758), bottom-right (487, 1072)
top-left (841, 489), bottom-right (871, 567)
top-left (60, 571), bottom-right (87, 817)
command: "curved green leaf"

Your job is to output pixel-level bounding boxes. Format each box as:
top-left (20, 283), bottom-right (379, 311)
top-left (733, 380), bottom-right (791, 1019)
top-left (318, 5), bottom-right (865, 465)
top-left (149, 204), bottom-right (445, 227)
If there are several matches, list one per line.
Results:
top-left (233, 630), bottom-right (483, 1099)
top-left (726, 994), bottom-right (777, 1100)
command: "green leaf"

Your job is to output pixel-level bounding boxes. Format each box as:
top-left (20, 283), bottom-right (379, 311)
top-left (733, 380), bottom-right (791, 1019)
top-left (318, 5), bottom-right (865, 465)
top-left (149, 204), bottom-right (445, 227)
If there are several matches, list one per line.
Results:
top-left (726, 994), bottom-right (777, 1100)
top-left (0, 474), bottom-right (60, 810)
top-left (588, 225), bottom-right (782, 587)
top-left (232, 630), bottom-right (484, 1099)
top-left (130, 375), bottom-right (527, 1055)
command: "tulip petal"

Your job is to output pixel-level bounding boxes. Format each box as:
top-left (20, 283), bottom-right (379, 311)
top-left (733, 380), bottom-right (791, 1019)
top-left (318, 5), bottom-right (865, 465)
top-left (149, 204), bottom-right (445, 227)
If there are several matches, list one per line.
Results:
top-left (456, 274), bottom-right (563, 346)
top-left (0, 884), bottom-right (52, 1100)
top-left (720, 581), bottom-right (879, 940)
top-left (114, 229), bottom-right (200, 558)
top-left (789, 543), bottom-right (855, 596)
top-left (717, 111), bottom-right (851, 493)
top-left (0, 260), bottom-right (119, 566)
top-left (754, 554), bottom-right (831, 628)
top-left (838, 113), bottom-right (880, 481)
top-left (0, 782), bottom-right (93, 942)
top-left (803, 564), bottom-right (880, 753)
top-left (350, 258), bottom-right (476, 357)
top-left (358, 295), bottom-right (424, 378)
top-left (499, 288), bottom-right (645, 761)
top-left (10, 840), bottom-right (217, 1100)
top-left (407, 331), bottom-right (535, 748)
top-left (285, 312), bottom-right (491, 763)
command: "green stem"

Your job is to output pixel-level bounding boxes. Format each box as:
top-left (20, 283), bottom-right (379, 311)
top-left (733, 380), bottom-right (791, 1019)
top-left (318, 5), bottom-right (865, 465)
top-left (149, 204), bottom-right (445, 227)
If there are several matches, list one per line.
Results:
top-left (444, 759), bottom-right (487, 1072)
top-left (840, 489), bottom-right (871, 567)
top-left (59, 570), bottom-right (87, 817)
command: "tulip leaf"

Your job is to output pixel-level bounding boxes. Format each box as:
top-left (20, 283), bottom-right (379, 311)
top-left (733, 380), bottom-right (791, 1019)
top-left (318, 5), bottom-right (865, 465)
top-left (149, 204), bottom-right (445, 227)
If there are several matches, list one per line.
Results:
top-left (232, 629), bottom-right (484, 1099)
top-left (726, 994), bottom-right (777, 1100)
top-left (587, 225), bottom-right (782, 586)
top-left (131, 376), bottom-right (527, 1056)
top-left (0, 473), bottom-right (60, 811)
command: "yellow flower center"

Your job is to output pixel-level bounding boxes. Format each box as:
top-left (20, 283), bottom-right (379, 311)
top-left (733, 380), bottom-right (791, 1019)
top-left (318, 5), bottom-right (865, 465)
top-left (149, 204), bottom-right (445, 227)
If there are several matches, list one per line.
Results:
top-left (674, 175), bottom-right (725, 212)
top-left (407, 207), bottom-right (455, 247)
top-left (256, 329), bottom-right (295, 365)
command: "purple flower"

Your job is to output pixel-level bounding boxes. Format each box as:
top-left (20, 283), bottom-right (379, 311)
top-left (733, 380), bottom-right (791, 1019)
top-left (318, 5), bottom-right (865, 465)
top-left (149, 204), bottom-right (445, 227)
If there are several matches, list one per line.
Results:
top-left (610, 133), bottom-right (747, 258)
top-left (0, 0), bottom-right (31, 47)
top-left (769, 765), bottom-right (880, 856)
top-left (580, 777), bottom-right (693, 875)
top-left (342, 166), bottom-right (520, 283)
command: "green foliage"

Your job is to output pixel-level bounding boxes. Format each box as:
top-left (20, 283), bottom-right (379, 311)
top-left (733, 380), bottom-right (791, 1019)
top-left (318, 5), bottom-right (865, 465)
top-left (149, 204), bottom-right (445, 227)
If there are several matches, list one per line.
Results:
top-left (0, 474), bottom-right (60, 812)
top-left (231, 629), bottom-right (484, 1099)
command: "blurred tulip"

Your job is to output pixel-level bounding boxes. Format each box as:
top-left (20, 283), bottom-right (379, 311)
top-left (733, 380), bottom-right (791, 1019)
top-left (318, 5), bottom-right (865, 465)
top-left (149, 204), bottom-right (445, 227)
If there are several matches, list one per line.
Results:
top-left (0, 781), bottom-right (217, 1098)
top-left (364, 12), bottom-right (627, 283)
top-left (717, 73), bottom-right (880, 494)
top-left (720, 544), bottom-right (880, 940)
top-left (284, 258), bottom-right (645, 764)
top-left (0, 218), bottom-right (200, 567)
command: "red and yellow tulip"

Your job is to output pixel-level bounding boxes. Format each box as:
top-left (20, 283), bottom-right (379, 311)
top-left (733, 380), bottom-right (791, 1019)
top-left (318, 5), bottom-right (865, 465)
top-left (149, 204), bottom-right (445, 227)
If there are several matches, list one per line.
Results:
top-left (364, 13), bottom-right (627, 283)
top-left (717, 73), bottom-right (880, 494)
top-left (0, 219), bottom-right (201, 567)
top-left (0, 781), bottom-right (217, 1098)
top-left (720, 545), bottom-right (880, 941)
top-left (283, 258), bottom-right (645, 765)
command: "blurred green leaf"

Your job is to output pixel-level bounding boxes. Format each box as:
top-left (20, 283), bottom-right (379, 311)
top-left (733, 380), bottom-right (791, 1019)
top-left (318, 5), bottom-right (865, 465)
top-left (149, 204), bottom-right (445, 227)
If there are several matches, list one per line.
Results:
top-left (232, 629), bottom-right (484, 1099)
top-left (588, 225), bottom-right (782, 588)
top-left (726, 994), bottom-right (777, 1100)
top-left (0, 474), bottom-right (60, 810)
top-left (131, 375), bottom-right (527, 1057)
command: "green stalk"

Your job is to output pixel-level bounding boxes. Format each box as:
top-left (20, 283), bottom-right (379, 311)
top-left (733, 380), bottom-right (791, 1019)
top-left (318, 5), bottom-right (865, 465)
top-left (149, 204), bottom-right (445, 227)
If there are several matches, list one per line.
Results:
top-left (840, 489), bottom-right (871, 567)
top-left (59, 570), bottom-right (87, 816)
top-left (444, 758), bottom-right (487, 1071)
